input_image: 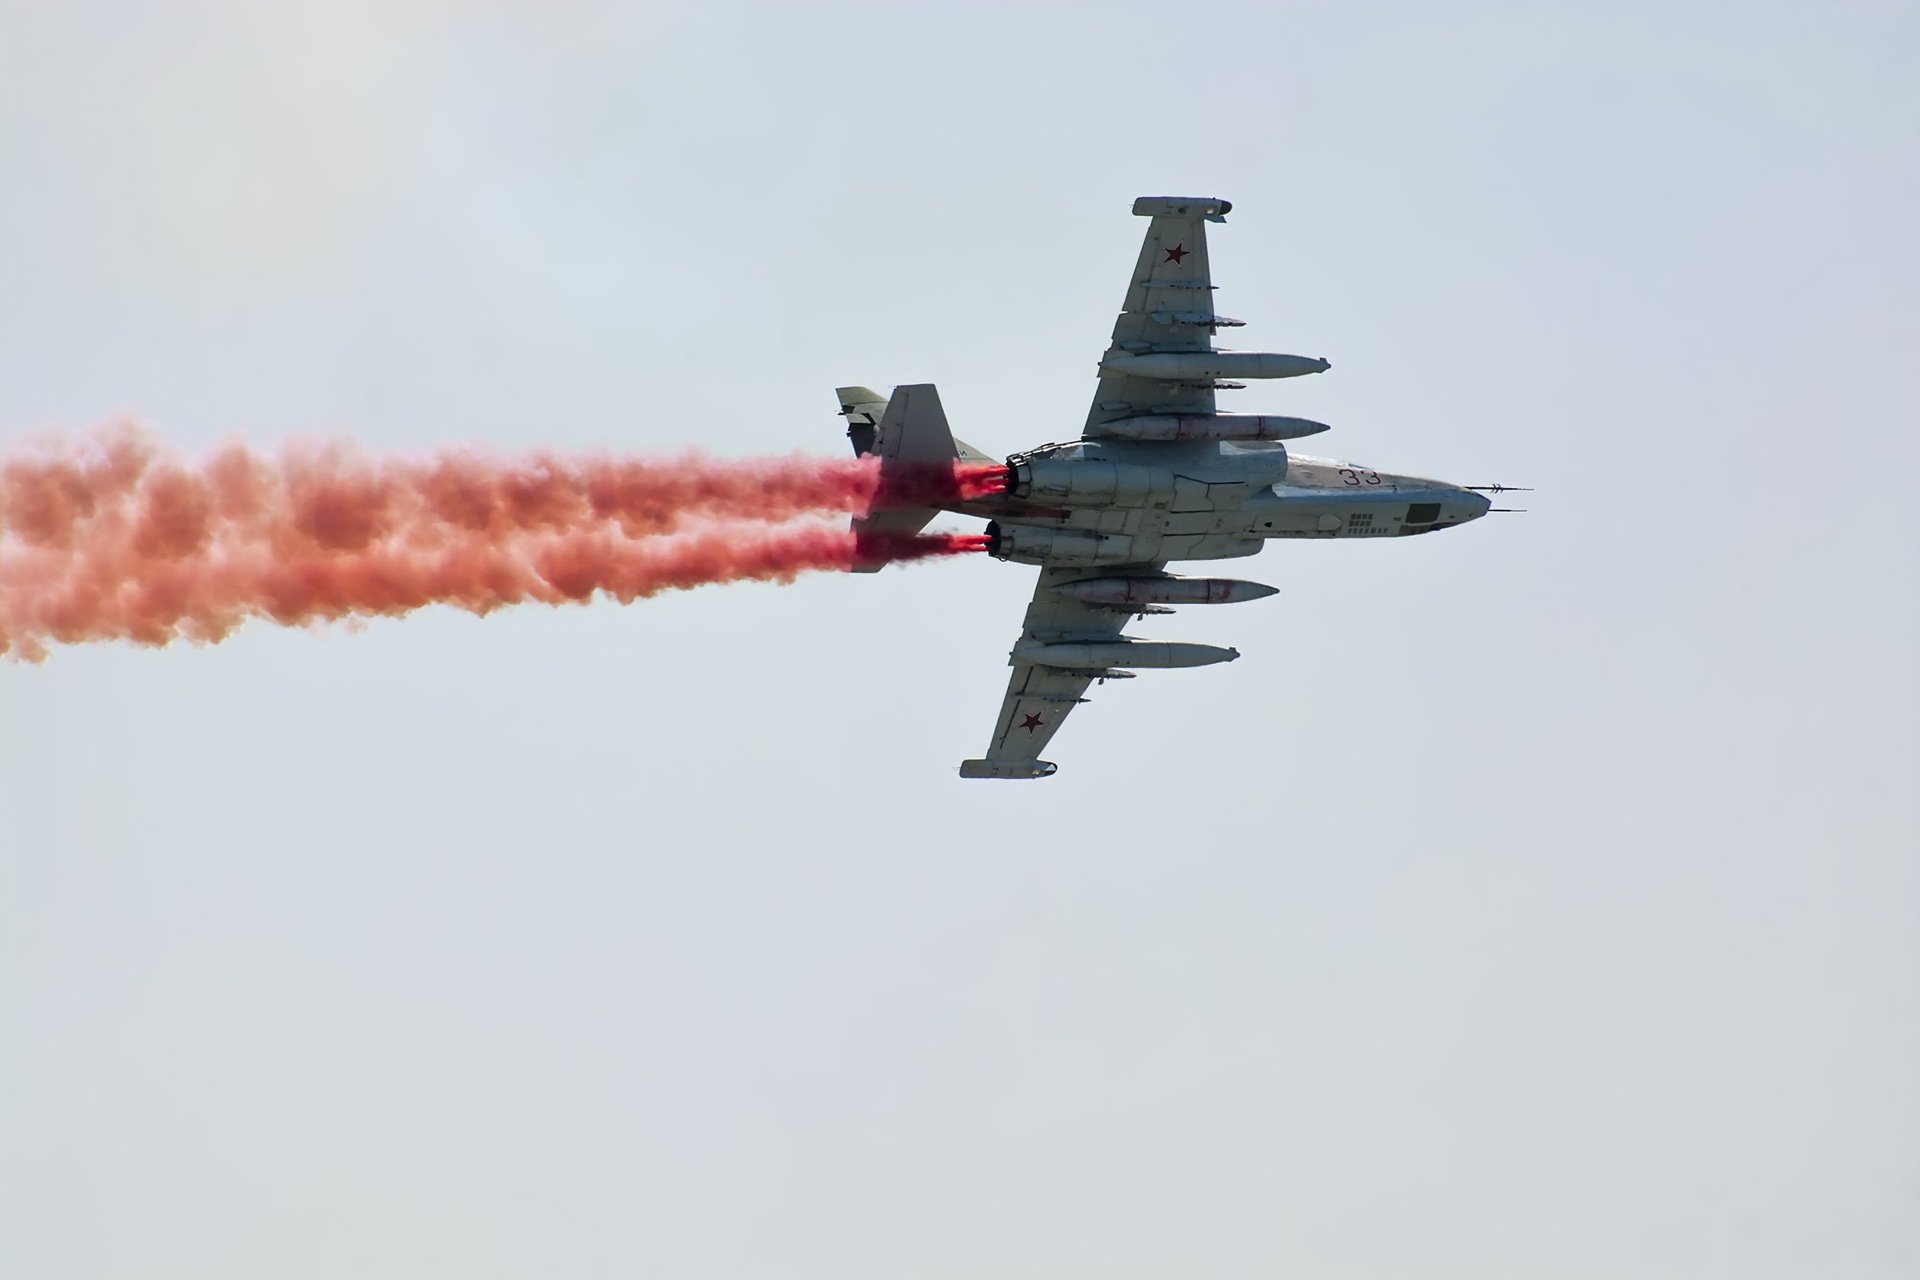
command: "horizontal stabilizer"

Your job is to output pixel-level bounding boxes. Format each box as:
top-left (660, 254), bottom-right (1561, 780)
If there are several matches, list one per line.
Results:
top-left (850, 505), bottom-right (938, 573)
top-left (838, 385), bottom-right (887, 456)
top-left (959, 758), bottom-right (1058, 780)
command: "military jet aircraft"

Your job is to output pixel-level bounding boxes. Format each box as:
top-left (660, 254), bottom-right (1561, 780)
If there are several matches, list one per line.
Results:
top-left (837, 196), bottom-right (1492, 779)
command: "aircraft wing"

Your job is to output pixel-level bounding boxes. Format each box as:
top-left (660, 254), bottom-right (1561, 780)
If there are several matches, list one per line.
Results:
top-left (960, 197), bottom-right (1242, 779)
top-left (1085, 196), bottom-right (1236, 435)
top-left (958, 565), bottom-right (1162, 779)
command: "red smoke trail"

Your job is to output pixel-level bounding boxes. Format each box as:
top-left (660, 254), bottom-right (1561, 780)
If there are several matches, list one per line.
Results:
top-left (0, 425), bottom-right (995, 659)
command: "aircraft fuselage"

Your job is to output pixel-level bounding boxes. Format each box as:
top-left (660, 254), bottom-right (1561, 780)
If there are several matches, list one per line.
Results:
top-left (957, 438), bottom-right (1490, 567)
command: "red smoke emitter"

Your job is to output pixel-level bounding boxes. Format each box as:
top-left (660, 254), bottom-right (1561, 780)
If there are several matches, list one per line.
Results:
top-left (0, 424), bottom-right (992, 660)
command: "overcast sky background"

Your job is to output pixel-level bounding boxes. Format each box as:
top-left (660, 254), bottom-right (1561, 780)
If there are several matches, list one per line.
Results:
top-left (2, 3), bottom-right (1916, 1277)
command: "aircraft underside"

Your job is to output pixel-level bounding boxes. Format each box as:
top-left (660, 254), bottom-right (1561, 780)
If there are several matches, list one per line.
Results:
top-left (835, 196), bottom-right (1501, 778)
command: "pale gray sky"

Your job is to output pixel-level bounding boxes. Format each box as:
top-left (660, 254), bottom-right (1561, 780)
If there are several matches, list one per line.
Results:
top-left (2, 3), bottom-right (1916, 1277)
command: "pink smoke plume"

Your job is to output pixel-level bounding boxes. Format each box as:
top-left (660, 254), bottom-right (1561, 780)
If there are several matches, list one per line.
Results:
top-left (0, 424), bottom-right (1002, 659)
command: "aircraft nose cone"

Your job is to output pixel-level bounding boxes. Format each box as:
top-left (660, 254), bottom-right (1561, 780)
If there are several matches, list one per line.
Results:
top-left (1464, 490), bottom-right (1493, 519)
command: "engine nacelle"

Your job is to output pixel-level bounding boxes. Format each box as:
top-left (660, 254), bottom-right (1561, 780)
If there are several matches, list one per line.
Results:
top-left (1008, 460), bottom-right (1174, 508)
top-left (985, 521), bottom-right (1146, 566)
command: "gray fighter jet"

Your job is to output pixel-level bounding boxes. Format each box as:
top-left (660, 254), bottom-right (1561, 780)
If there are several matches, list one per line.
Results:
top-left (837, 196), bottom-right (1493, 779)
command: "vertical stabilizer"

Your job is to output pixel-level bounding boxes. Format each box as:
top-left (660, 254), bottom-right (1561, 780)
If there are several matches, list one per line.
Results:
top-left (874, 384), bottom-right (958, 463)
top-left (839, 383), bottom-right (971, 573)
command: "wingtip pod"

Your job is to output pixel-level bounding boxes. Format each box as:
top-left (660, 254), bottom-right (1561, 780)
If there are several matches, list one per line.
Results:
top-left (959, 758), bottom-right (1058, 780)
top-left (1132, 196), bottom-right (1232, 221)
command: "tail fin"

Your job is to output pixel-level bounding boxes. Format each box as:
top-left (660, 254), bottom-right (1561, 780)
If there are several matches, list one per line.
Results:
top-left (835, 383), bottom-right (989, 572)
top-left (873, 384), bottom-right (958, 464)
top-left (841, 383), bottom-right (994, 464)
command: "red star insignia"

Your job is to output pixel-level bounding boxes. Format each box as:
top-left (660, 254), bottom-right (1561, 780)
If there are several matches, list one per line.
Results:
top-left (1019, 713), bottom-right (1045, 733)
top-left (1164, 243), bottom-right (1189, 264)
